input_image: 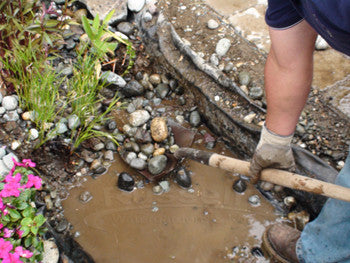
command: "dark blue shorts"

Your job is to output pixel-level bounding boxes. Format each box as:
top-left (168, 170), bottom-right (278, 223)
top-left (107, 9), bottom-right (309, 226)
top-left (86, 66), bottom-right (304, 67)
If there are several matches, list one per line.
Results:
top-left (265, 0), bottom-right (350, 56)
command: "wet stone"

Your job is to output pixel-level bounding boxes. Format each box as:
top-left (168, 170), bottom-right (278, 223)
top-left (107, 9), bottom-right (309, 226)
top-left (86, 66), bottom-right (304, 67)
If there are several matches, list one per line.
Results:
top-left (2, 96), bottom-right (18, 111)
top-left (123, 80), bottom-right (145, 97)
top-left (251, 247), bottom-right (264, 258)
top-left (106, 141), bottom-right (118, 151)
top-left (159, 181), bottom-right (170, 192)
top-left (210, 53), bottom-right (219, 66)
top-left (150, 117), bottom-right (168, 142)
top-left (55, 220), bottom-right (68, 233)
top-left (248, 195), bottom-right (261, 206)
top-left (68, 114), bottom-right (80, 130)
top-left (175, 168), bottom-right (192, 188)
top-left (149, 74), bottom-right (161, 85)
top-left (155, 83), bottom-right (170, 99)
top-left (205, 141), bottom-right (215, 150)
top-left (130, 158), bottom-right (147, 170)
top-left (125, 152), bottom-right (137, 164)
top-left (105, 120), bottom-right (117, 130)
top-left (129, 110), bottom-right (150, 127)
top-left (232, 179), bottom-right (247, 193)
top-left (148, 155), bottom-right (167, 175)
top-left (153, 185), bottom-right (163, 195)
top-left (169, 79), bottom-right (178, 90)
top-left (4, 111), bottom-right (19, 122)
top-left (207, 19), bottom-right (219, 29)
top-left (117, 172), bottom-right (135, 192)
top-left (215, 38), bottom-right (231, 57)
top-left (134, 128), bottom-right (152, 143)
top-left (145, 91), bottom-right (155, 99)
top-left (101, 71), bottom-right (126, 89)
top-left (79, 190), bottom-right (93, 203)
top-left (141, 143), bottom-right (154, 156)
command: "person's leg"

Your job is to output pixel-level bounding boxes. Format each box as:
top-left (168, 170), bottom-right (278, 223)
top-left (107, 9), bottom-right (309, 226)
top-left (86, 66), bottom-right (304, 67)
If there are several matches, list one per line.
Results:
top-left (265, 20), bottom-right (317, 136)
top-left (296, 147), bottom-right (350, 263)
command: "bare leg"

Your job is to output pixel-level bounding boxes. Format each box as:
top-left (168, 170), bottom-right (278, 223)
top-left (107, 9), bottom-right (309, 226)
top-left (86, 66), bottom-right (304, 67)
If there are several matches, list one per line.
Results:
top-left (265, 20), bottom-right (317, 136)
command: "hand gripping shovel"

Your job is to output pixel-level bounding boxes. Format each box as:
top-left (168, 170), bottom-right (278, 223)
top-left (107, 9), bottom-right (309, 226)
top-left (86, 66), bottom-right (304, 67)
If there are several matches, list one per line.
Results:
top-left (174, 147), bottom-right (350, 202)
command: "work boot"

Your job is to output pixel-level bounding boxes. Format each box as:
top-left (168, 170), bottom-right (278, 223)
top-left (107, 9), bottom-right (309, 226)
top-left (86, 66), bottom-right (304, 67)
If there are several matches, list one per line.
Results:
top-left (262, 223), bottom-right (300, 263)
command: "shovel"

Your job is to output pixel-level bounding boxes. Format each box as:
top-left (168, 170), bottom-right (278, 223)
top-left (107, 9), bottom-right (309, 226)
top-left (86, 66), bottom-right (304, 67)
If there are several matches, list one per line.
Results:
top-left (174, 147), bottom-right (350, 202)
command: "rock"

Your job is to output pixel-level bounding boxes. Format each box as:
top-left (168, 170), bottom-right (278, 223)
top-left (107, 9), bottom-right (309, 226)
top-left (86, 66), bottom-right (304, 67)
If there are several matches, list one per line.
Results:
top-left (101, 71), bottom-right (126, 89)
top-left (130, 158), bottom-right (147, 170)
top-left (260, 181), bottom-right (274, 191)
top-left (249, 86), bottom-right (264, 100)
top-left (149, 74), bottom-right (161, 85)
top-left (105, 120), bottom-right (117, 130)
top-left (0, 107), bottom-right (5, 115)
top-left (210, 53), bottom-right (219, 66)
top-left (104, 150), bottom-right (114, 161)
top-left (169, 144), bottom-right (179, 153)
top-left (134, 128), bottom-right (152, 143)
top-left (148, 155), bottom-right (167, 175)
top-left (189, 110), bottom-right (201, 127)
top-left (59, 65), bottom-right (73, 77)
top-left (4, 111), bottom-right (19, 122)
top-left (315, 35), bottom-right (329, 50)
top-left (2, 96), bottom-right (18, 111)
top-left (3, 153), bottom-right (19, 170)
top-left (215, 38), bottom-right (231, 57)
top-left (0, 147), bottom-right (6, 159)
top-left (117, 22), bottom-right (134, 35)
top-left (0, 160), bottom-right (10, 178)
top-left (159, 181), bottom-right (170, 192)
top-left (150, 117), bottom-right (168, 142)
top-left (152, 185), bottom-right (163, 195)
top-left (82, 0), bottom-right (128, 25)
top-left (42, 240), bottom-right (59, 263)
top-left (243, 112), bottom-right (256, 124)
top-left (117, 172), bottom-right (135, 192)
top-left (141, 143), bottom-right (154, 156)
top-left (238, 71), bottom-right (251, 86)
top-left (175, 168), bottom-right (191, 188)
top-left (248, 195), bottom-right (261, 206)
top-left (232, 179), bottom-right (247, 193)
top-left (224, 62), bottom-right (234, 73)
top-left (207, 19), bottom-right (219, 29)
top-left (155, 83), bottom-right (170, 99)
top-left (123, 80), bottom-right (145, 97)
top-left (126, 103), bottom-right (136, 113)
top-left (106, 140), bottom-right (118, 151)
top-left (128, 0), bottom-right (145, 12)
top-left (143, 11), bottom-right (153, 22)
top-left (153, 148), bottom-right (165, 156)
top-left (129, 110), bottom-right (150, 127)
top-left (68, 114), bottom-right (80, 130)
top-left (55, 220), bottom-right (68, 233)
top-left (29, 128), bottom-right (39, 140)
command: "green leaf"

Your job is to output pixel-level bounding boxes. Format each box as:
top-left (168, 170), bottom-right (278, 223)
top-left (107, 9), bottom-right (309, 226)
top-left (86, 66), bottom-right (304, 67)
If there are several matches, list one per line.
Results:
top-left (16, 201), bottom-right (29, 210)
top-left (82, 15), bottom-right (94, 40)
top-left (24, 236), bottom-right (33, 247)
top-left (34, 214), bottom-right (46, 227)
top-left (103, 10), bottom-right (115, 25)
top-left (2, 214), bottom-right (10, 223)
top-left (21, 217), bottom-right (32, 227)
top-left (21, 226), bottom-right (30, 237)
top-left (22, 206), bottom-right (35, 218)
top-left (92, 13), bottom-right (100, 30)
top-left (43, 32), bottom-right (53, 47)
top-left (31, 225), bottom-right (39, 235)
top-left (9, 209), bottom-right (21, 221)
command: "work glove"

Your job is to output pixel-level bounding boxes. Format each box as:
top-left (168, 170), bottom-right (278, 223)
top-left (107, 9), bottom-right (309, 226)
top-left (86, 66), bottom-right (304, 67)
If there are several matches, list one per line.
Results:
top-left (249, 124), bottom-right (295, 184)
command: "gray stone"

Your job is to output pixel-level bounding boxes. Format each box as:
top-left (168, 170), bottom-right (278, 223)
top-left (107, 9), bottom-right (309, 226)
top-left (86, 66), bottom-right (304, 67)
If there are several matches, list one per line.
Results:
top-left (0, 147), bottom-right (6, 159)
top-left (80, 0), bottom-right (128, 25)
top-left (128, 0), bottom-right (145, 12)
top-left (143, 12), bottom-right (153, 22)
top-left (0, 107), bottom-right (5, 115)
top-left (249, 86), bottom-right (264, 100)
top-left (238, 71), bottom-right (251, 86)
top-left (125, 152), bottom-right (137, 164)
top-left (141, 143), bottom-right (154, 156)
top-left (210, 53), bottom-right (219, 66)
top-left (130, 158), bottom-right (147, 170)
top-left (159, 181), bottom-right (170, 192)
top-left (189, 111), bottom-right (201, 127)
top-left (101, 71), bottom-right (126, 88)
top-left (215, 38), bottom-right (231, 57)
top-left (123, 80), bottom-right (145, 97)
top-left (248, 195), bottom-right (261, 206)
top-left (149, 74), bottom-right (161, 85)
top-left (106, 141), bottom-right (118, 151)
top-left (59, 65), bottom-right (73, 77)
top-left (42, 240), bottom-right (59, 263)
top-left (68, 114), bottom-right (80, 130)
top-left (3, 111), bottom-right (19, 122)
top-left (117, 22), bottom-right (134, 35)
top-left (2, 96), bottom-right (18, 111)
top-left (148, 155), bottom-right (167, 175)
top-left (0, 160), bottom-right (10, 178)
top-left (129, 110), bottom-right (150, 127)
top-left (55, 122), bottom-right (68, 134)
top-left (207, 19), bottom-right (219, 29)
top-left (3, 153), bottom-right (19, 170)
top-left (155, 83), bottom-right (170, 99)
top-left (65, 39), bottom-right (76, 51)
top-left (127, 103), bottom-right (136, 113)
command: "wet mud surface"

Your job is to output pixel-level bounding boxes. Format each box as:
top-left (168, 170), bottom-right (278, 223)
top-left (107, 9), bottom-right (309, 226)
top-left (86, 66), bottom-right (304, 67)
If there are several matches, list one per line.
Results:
top-left (63, 140), bottom-right (279, 263)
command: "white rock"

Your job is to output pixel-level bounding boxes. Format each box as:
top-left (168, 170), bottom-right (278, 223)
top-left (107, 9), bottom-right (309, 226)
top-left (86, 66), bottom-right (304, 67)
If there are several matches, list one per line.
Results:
top-left (315, 35), bottom-right (329, 50)
top-left (0, 147), bottom-right (6, 159)
top-left (128, 0), bottom-right (145, 12)
top-left (215, 38), bottom-right (231, 57)
top-left (207, 19), bottom-right (219, 29)
top-left (55, 122), bottom-right (68, 134)
top-left (11, 140), bottom-right (21, 150)
top-left (4, 111), bottom-right (19, 121)
top-left (0, 107), bottom-right (5, 115)
top-left (2, 153), bottom-right (19, 170)
top-left (68, 114), bottom-right (81, 130)
top-left (143, 11), bottom-right (153, 22)
top-left (129, 110), bottom-right (150, 127)
top-left (0, 160), bottom-right (10, 178)
top-left (243, 112), bottom-right (256, 124)
top-left (2, 96), bottom-right (18, 111)
top-left (42, 240), bottom-right (59, 263)
top-left (29, 128), bottom-right (39, 140)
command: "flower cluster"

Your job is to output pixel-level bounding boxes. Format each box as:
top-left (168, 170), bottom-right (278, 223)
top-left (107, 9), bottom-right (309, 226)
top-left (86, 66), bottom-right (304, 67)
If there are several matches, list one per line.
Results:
top-left (0, 158), bottom-right (46, 262)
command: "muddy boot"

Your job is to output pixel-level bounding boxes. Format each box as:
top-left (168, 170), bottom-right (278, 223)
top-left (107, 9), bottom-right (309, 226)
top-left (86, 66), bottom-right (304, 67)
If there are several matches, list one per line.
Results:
top-left (262, 223), bottom-right (300, 263)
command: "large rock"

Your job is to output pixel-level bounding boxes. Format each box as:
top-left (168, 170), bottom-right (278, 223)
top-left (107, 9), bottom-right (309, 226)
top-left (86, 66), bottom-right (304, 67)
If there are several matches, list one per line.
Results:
top-left (78, 0), bottom-right (128, 25)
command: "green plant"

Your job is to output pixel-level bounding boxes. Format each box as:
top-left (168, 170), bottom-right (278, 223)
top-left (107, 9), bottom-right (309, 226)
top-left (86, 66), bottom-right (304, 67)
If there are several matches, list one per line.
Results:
top-left (0, 159), bottom-right (46, 262)
top-left (81, 10), bottom-right (136, 75)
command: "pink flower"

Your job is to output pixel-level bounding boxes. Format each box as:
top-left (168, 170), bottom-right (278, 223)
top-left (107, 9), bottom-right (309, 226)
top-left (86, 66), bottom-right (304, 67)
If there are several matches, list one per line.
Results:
top-left (3, 228), bottom-right (14, 238)
top-left (4, 173), bottom-right (21, 184)
top-left (0, 224), bottom-right (3, 229)
top-left (0, 183), bottom-right (21, 197)
top-left (2, 252), bottom-right (22, 263)
top-left (0, 238), bottom-right (13, 259)
top-left (22, 159), bottom-right (36, 168)
top-left (25, 174), bottom-right (42, 190)
top-left (15, 229), bottom-right (23, 238)
top-left (15, 246), bottom-right (33, 259)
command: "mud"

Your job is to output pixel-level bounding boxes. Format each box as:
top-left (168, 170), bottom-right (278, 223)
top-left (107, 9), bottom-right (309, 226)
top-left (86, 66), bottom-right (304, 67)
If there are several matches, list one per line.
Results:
top-left (63, 139), bottom-right (280, 263)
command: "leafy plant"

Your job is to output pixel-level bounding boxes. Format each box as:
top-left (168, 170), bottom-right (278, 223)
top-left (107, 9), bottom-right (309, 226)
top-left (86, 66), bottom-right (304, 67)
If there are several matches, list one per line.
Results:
top-left (0, 159), bottom-right (46, 262)
top-left (81, 10), bottom-right (136, 75)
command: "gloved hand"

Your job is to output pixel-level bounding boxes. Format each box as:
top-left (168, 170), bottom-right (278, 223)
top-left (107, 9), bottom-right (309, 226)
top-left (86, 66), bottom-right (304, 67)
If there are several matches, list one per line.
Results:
top-left (249, 124), bottom-right (295, 184)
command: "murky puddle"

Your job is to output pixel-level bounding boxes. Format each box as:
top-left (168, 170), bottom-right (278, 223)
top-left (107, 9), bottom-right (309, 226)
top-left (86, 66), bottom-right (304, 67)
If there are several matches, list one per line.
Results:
top-left (63, 139), bottom-right (280, 262)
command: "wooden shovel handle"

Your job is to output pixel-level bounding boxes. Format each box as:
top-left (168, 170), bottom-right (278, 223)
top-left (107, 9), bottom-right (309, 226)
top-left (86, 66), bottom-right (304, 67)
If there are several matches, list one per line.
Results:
top-left (175, 148), bottom-right (350, 202)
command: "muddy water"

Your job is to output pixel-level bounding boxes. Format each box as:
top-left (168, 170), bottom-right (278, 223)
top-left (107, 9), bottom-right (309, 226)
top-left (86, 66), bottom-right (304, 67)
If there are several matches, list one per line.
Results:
top-left (63, 140), bottom-right (280, 263)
